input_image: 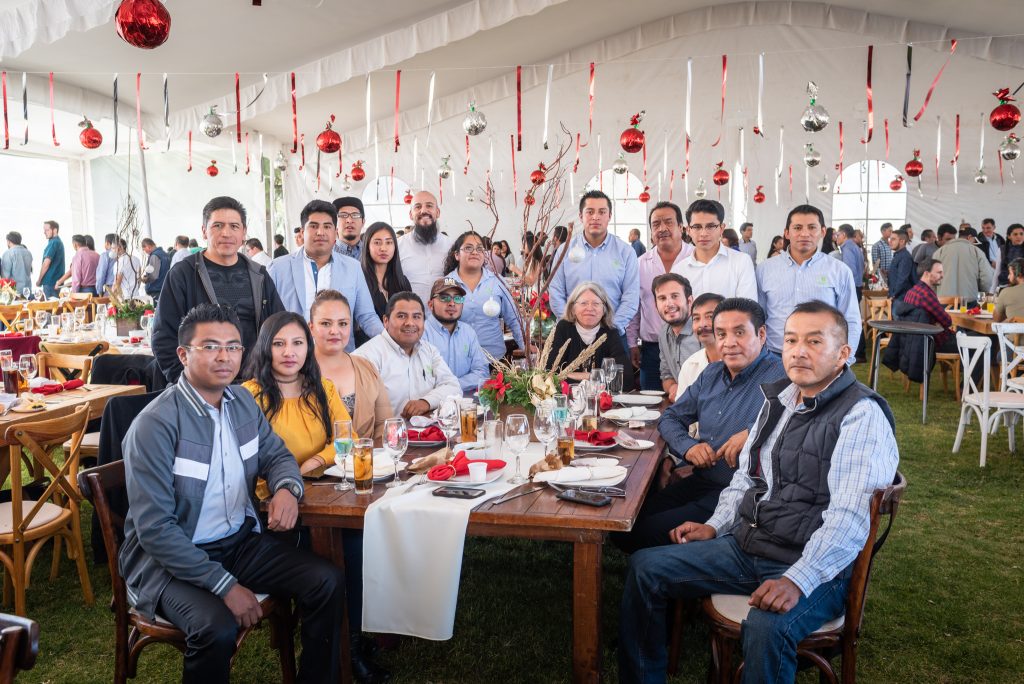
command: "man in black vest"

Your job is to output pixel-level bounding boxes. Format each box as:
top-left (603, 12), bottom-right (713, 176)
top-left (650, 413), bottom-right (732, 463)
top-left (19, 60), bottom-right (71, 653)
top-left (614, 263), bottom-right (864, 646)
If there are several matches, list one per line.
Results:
top-left (619, 301), bottom-right (899, 684)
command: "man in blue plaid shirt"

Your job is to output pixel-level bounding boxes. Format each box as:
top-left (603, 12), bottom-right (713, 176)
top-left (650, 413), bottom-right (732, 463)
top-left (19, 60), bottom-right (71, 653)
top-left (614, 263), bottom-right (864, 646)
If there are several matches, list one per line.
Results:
top-left (619, 301), bottom-right (899, 684)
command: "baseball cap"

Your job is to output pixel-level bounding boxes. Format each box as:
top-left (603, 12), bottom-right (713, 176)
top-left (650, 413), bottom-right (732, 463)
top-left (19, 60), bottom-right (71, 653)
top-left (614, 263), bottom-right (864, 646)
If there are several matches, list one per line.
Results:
top-left (430, 277), bottom-right (467, 299)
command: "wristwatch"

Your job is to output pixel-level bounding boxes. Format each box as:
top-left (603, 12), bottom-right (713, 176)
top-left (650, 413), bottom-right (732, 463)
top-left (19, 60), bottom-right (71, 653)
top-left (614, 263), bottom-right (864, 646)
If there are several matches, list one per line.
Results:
top-left (280, 481), bottom-right (303, 501)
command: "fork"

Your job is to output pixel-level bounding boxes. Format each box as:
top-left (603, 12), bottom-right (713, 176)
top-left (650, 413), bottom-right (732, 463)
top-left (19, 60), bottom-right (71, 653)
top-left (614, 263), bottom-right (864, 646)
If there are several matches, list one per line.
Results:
top-left (400, 474), bottom-right (427, 496)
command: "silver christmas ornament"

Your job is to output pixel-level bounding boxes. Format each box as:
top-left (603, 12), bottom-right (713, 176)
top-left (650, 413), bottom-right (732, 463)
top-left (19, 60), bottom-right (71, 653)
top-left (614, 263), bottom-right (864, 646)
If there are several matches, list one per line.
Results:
top-left (803, 143), bottom-right (821, 168)
top-left (466, 189), bottom-right (475, 203)
top-left (975, 169), bottom-right (989, 184)
top-left (1000, 134), bottom-right (1021, 161)
top-left (462, 102), bottom-right (487, 136)
top-left (799, 82), bottom-right (830, 133)
top-left (694, 178), bottom-right (707, 199)
top-left (201, 106), bottom-right (224, 138)
top-left (273, 151), bottom-right (288, 173)
top-left (341, 176), bottom-right (352, 191)
top-left (438, 155), bottom-right (452, 180)
top-left (568, 245), bottom-right (586, 263)
top-left (612, 153), bottom-right (628, 175)
top-left (482, 296), bottom-right (501, 317)
top-left (817, 175), bottom-right (830, 193)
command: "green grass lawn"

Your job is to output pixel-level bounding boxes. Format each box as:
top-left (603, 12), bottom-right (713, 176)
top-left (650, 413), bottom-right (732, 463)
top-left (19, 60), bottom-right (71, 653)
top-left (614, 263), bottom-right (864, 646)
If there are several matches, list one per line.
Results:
top-left (15, 366), bottom-right (1024, 682)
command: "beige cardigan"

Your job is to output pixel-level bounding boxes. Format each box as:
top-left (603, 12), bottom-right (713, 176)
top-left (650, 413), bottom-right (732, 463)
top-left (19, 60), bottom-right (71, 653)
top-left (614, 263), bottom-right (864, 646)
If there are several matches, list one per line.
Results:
top-left (350, 355), bottom-right (391, 441)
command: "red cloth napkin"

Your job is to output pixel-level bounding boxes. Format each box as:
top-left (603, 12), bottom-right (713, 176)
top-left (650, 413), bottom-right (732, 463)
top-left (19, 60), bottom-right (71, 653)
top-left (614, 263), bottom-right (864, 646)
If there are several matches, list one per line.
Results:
top-left (34, 379), bottom-right (85, 395)
top-left (599, 391), bottom-right (613, 412)
top-left (574, 429), bottom-right (618, 446)
top-left (408, 426), bottom-right (445, 442)
top-left (0, 332), bottom-right (23, 338)
top-left (427, 451), bottom-right (507, 481)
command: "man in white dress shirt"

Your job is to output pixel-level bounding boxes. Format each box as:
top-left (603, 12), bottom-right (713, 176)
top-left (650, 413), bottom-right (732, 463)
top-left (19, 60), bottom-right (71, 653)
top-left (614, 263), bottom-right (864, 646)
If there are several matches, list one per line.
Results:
top-left (353, 291), bottom-right (461, 419)
top-left (244, 238), bottom-right (273, 268)
top-left (398, 191), bottom-right (453, 303)
top-left (672, 199), bottom-right (757, 301)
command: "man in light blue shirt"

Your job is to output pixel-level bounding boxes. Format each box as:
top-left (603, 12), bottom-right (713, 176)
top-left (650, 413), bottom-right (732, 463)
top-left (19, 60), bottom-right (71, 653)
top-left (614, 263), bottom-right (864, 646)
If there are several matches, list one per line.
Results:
top-left (93, 233), bottom-right (118, 296)
top-left (836, 224), bottom-right (865, 299)
top-left (549, 190), bottom-right (640, 344)
top-left (1, 232), bottom-right (32, 293)
top-left (756, 204), bottom-right (861, 360)
top-left (423, 277), bottom-right (489, 392)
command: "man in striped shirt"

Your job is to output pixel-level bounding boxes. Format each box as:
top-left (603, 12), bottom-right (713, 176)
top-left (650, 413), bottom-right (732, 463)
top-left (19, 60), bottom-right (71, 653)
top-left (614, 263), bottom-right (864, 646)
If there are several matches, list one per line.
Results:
top-left (619, 301), bottom-right (898, 684)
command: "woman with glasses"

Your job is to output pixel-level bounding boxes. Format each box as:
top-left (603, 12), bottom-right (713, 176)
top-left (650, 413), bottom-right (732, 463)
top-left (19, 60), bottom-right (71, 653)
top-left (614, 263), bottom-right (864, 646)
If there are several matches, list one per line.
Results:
top-left (310, 289), bottom-right (390, 441)
top-left (545, 281), bottom-right (634, 390)
top-left (357, 221), bottom-right (412, 346)
top-left (441, 231), bottom-right (525, 360)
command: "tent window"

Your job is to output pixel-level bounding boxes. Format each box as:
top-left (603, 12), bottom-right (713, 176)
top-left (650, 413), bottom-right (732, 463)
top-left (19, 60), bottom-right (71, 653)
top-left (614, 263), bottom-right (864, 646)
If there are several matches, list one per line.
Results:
top-left (0, 155), bottom-right (73, 263)
top-left (584, 170), bottom-right (647, 242)
top-left (831, 160), bottom-right (907, 246)
top-left (361, 176), bottom-right (411, 229)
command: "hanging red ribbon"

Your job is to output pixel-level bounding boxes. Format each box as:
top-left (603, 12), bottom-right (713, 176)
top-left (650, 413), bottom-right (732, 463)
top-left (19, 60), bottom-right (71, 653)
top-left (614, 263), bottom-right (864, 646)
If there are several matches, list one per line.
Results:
top-left (642, 140), bottom-right (648, 184)
top-left (710, 55), bottom-right (727, 147)
top-left (244, 132), bottom-right (250, 175)
top-left (998, 149), bottom-right (1004, 186)
top-left (463, 134), bottom-right (470, 175)
top-left (299, 133), bottom-right (305, 170)
top-left (336, 137), bottom-right (343, 178)
top-left (587, 62), bottom-right (595, 140)
top-left (393, 69), bottom-right (401, 152)
top-left (913, 39), bottom-right (957, 123)
top-left (516, 66), bottom-right (522, 152)
top-left (788, 164), bottom-right (793, 198)
top-left (390, 165), bottom-right (394, 200)
top-left (135, 72), bottom-right (145, 149)
top-left (187, 131), bottom-right (192, 171)
top-left (950, 114), bottom-right (960, 166)
top-left (438, 174), bottom-right (443, 206)
top-left (48, 72), bottom-right (59, 147)
top-left (235, 72), bottom-right (241, 143)
top-left (860, 46), bottom-right (874, 144)
top-left (573, 133), bottom-right (581, 173)
top-left (668, 169), bottom-right (675, 201)
top-left (511, 134), bottom-right (518, 206)
top-left (315, 151), bottom-right (321, 192)
top-left (290, 72), bottom-right (298, 153)
top-left (685, 136), bottom-right (690, 175)
top-left (836, 121), bottom-right (844, 181)
top-left (884, 119), bottom-right (890, 159)
top-left (1, 71), bottom-right (8, 150)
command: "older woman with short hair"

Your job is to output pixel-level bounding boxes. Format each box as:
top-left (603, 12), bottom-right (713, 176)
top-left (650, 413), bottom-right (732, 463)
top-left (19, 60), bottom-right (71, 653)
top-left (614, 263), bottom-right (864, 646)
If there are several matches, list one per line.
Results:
top-left (545, 281), bottom-right (634, 390)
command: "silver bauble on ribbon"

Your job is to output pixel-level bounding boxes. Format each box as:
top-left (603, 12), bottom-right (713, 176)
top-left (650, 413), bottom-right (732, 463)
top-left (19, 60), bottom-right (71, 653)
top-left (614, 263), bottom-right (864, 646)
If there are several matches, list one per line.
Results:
top-left (341, 176), bottom-right (352, 191)
top-left (568, 245), bottom-right (586, 263)
top-left (612, 153), bottom-right (628, 175)
top-left (803, 143), bottom-right (821, 167)
top-left (462, 102), bottom-right (487, 136)
top-left (1000, 134), bottom-right (1021, 161)
top-left (817, 175), bottom-right (830, 193)
top-left (975, 169), bottom-right (989, 184)
top-left (201, 106), bottom-right (224, 138)
top-left (438, 155), bottom-right (452, 180)
top-left (694, 178), bottom-right (707, 199)
top-left (466, 189), bottom-right (475, 203)
top-left (482, 296), bottom-right (501, 317)
top-left (273, 151), bottom-right (288, 173)
top-left (799, 82), bottom-right (830, 133)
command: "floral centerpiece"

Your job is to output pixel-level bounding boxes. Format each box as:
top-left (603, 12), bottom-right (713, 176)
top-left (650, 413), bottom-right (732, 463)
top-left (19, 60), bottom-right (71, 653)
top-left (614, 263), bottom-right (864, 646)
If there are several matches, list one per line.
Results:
top-left (0, 279), bottom-right (16, 305)
top-left (107, 289), bottom-right (150, 336)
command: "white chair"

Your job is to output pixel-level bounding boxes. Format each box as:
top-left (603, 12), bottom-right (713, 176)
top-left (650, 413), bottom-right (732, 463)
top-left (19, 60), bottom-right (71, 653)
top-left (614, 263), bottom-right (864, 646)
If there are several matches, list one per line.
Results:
top-left (993, 323), bottom-right (1024, 393)
top-left (953, 332), bottom-right (1024, 466)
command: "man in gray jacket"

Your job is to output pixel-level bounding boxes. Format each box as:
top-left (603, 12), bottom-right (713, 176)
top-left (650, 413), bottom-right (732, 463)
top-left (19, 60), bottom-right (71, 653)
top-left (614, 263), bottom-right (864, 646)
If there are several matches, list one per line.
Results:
top-left (120, 304), bottom-right (344, 682)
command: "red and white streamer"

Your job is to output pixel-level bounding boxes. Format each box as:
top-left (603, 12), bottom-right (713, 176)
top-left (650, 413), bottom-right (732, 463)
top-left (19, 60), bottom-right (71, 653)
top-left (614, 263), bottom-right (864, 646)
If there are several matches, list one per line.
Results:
top-left (235, 72), bottom-right (241, 143)
top-left (1, 71), bottom-right (7, 150)
top-left (935, 117), bottom-right (942, 188)
top-left (859, 46), bottom-right (874, 144)
top-left (542, 64), bottom-right (553, 150)
top-left (836, 121), bottom-right (844, 181)
top-left (393, 69), bottom-right (401, 152)
top-left (913, 39), bottom-right (958, 123)
top-left (187, 130), bottom-right (192, 171)
top-left (884, 119), bottom-right (890, 159)
top-left (756, 53), bottom-right (765, 136)
top-left (587, 62), bottom-right (595, 141)
top-left (516, 65), bottom-right (523, 151)
top-left (510, 134), bottom-right (518, 206)
top-left (290, 72), bottom-right (297, 153)
top-left (711, 55), bottom-right (727, 148)
top-left (950, 113), bottom-right (959, 194)
top-left (48, 72), bottom-right (59, 146)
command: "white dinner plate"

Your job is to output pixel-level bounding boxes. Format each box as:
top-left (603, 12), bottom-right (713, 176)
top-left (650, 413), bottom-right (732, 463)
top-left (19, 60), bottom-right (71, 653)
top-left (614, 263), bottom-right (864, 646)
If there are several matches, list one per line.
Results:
top-left (535, 465), bottom-right (628, 487)
top-left (574, 441), bottom-right (616, 451)
top-left (432, 465), bottom-right (506, 486)
top-left (603, 407), bottom-right (661, 422)
top-left (612, 394), bottom-right (663, 406)
top-left (408, 440), bottom-right (447, 448)
top-left (615, 437), bottom-right (656, 451)
top-left (639, 390), bottom-right (667, 396)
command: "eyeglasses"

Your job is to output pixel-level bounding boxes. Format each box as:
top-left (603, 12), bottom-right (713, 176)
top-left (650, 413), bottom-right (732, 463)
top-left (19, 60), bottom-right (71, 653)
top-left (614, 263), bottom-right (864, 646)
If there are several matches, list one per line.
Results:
top-left (688, 223), bottom-right (721, 233)
top-left (434, 294), bottom-right (465, 304)
top-left (337, 212), bottom-right (363, 220)
top-left (459, 246), bottom-right (488, 254)
top-left (185, 344), bottom-right (245, 355)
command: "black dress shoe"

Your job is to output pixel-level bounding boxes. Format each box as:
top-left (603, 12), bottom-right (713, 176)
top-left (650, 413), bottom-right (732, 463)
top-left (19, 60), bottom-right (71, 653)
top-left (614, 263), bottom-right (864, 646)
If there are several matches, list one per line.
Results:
top-left (350, 634), bottom-right (391, 684)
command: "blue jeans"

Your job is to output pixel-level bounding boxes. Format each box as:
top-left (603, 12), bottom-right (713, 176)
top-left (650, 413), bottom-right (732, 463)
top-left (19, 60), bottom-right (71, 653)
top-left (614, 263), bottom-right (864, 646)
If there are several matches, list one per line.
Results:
top-left (619, 534), bottom-right (850, 684)
top-left (639, 342), bottom-right (662, 391)
top-left (42, 282), bottom-right (57, 299)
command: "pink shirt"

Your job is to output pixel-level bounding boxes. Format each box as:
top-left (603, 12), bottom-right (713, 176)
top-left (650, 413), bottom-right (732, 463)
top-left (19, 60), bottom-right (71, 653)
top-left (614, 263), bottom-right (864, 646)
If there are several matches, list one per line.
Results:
top-left (626, 243), bottom-right (694, 346)
top-left (71, 248), bottom-right (100, 290)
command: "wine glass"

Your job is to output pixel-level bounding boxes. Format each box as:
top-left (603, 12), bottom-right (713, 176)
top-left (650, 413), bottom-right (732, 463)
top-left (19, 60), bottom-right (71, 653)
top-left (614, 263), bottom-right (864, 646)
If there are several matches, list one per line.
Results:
top-left (504, 414), bottom-right (530, 484)
top-left (140, 313), bottom-right (154, 344)
top-left (533, 405), bottom-right (557, 459)
top-left (18, 355), bottom-right (36, 388)
top-left (21, 288), bottom-right (30, 301)
top-left (32, 287), bottom-right (44, 302)
top-left (437, 396), bottom-right (461, 456)
top-left (332, 420), bottom-right (354, 492)
top-left (34, 311), bottom-right (49, 332)
top-left (608, 364), bottom-right (624, 395)
top-left (383, 417), bottom-right (409, 489)
top-left (601, 357), bottom-right (617, 388)
top-left (22, 315), bottom-right (33, 336)
top-left (569, 384), bottom-right (588, 423)
top-left (73, 305), bottom-right (88, 328)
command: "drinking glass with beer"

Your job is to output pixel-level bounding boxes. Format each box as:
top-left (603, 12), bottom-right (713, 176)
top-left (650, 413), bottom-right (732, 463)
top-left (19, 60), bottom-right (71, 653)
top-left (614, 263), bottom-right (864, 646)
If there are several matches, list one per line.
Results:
top-left (353, 438), bottom-right (374, 495)
top-left (459, 399), bottom-right (478, 443)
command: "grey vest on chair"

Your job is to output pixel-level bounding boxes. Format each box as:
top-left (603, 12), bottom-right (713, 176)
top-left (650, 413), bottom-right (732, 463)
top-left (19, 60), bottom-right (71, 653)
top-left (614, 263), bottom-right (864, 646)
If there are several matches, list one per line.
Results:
top-left (732, 368), bottom-right (896, 564)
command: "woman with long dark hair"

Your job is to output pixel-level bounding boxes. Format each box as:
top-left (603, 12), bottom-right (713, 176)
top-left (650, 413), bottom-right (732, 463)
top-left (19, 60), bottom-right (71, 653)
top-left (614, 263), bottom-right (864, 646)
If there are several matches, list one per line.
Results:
top-left (721, 228), bottom-right (740, 250)
top-left (357, 221), bottom-right (412, 345)
top-left (999, 223), bottom-right (1024, 286)
top-left (767, 235), bottom-right (785, 259)
top-left (242, 311), bottom-right (352, 480)
top-left (441, 231), bottom-right (524, 359)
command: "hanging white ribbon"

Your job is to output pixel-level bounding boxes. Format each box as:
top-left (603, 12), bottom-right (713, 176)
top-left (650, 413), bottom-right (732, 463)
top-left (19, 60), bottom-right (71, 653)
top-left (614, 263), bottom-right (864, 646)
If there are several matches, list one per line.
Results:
top-left (757, 52), bottom-right (765, 135)
top-left (258, 133), bottom-right (264, 182)
top-left (978, 111), bottom-right (986, 170)
top-left (412, 136), bottom-right (419, 187)
top-left (231, 136), bottom-right (238, 173)
top-left (657, 171), bottom-right (662, 201)
top-left (542, 64), bottom-right (553, 150)
top-left (597, 134), bottom-right (602, 175)
top-left (804, 165), bottom-right (810, 201)
top-left (775, 125), bottom-right (784, 206)
top-left (739, 127), bottom-right (745, 168)
top-left (663, 134), bottom-right (668, 183)
top-left (935, 116), bottom-right (942, 195)
top-left (365, 74), bottom-right (372, 148)
top-left (163, 73), bottom-right (170, 151)
top-left (373, 129), bottom-right (379, 179)
top-left (488, 136), bottom-right (494, 174)
top-left (425, 71), bottom-right (436, 150)
top-left (685, 58), bottom-right (693, 142)
top-left (684, 171), bottom-right (689, 202)
top-left (569, 172), bottom-right (575, 208)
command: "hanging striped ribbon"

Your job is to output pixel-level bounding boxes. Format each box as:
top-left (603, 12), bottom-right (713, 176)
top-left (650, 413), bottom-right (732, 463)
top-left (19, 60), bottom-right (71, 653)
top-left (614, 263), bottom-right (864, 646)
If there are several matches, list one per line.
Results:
top-left (978, 112), bottom-right (986, 171)
top-left (951, 115), bottom-right (960, 193)
top-left (299, 133), bottom-right (305, 170)
top-left (587, 62), bottom-right (595, 141)
top-left (711, 55), bottom-right (727, 147)
top-left (573, 133), bottom-right (581, 173)
top-left (756, 53), bottom-right (765, 136)
top-left (836, 122), bottom-right (844, 181)
top-left (48, 72), bottom-right (59, 146)
top-left (884, 119), bottom-right (889, 159)
top-left (393, 69), bottom-right (401, 152)
top-left (1, 71), bottom-right (7, 150)
top-left (516, 65), bottom-right (522, 151)
top-left (245, 132), bottom-right (251, 175)
top-left (464, 135), bottom-right (470, 175)
top-left (935, 117), bottom-right (942, 188)
top-left (902, 44), bottom-right (912, 127)
top-left (290, 72), bottom-right (297, 153)
top-left (187, 130), bottom-right (192, 171)
top-left (20, 72), bottom-right (27, 145)
top-left (542, 64), bottom-right (553, 150)
top-left (860, 46), bottom-right (874, 144)
top-left (913, 39), bottom-right (958, 123)
top-left (511, 134), bottom-right (518, 206)
top-left (235, 72), bottom-right (241, 142)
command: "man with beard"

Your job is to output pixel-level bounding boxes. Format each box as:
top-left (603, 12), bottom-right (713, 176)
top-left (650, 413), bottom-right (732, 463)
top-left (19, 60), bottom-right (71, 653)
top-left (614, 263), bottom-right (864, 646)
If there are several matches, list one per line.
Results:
top-left (423, 277), bottom-right (489, 392)
top-left (651, 274), bottom-right (700, 401)
top-left (332, 196), bottom-right (365, 260)
top-left (626, 201), bottom-right (694, 391)
top-left (675, 292), bottom-right (725, 399)
top-left (398, 191), bottom-right (452, 303)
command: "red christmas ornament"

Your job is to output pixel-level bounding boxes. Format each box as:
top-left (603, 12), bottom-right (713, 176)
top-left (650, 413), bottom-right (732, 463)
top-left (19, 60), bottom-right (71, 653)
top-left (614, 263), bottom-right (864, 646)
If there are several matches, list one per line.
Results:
top-left (316, 115), bottom-right (341, 153)
top-left (620, 111), bottom-right (646, 154)
top-left (753, 185), bottom-right (766, 204)
top-left (206, 160), bottom-right (219, 177)
top-left (78, 117), bottom-right (102, 149)
top-left (712, 161), bottom-right (730, 186)
top-left (530, 163), bottom-right (547, 186)
top-left (638, 186), bottom-right (651, 203)
top-left (115, 0), bottom-right (171, 50)
top-left (350, 160), bottom-right (366, 182)
top-left (890, 175), bottom-right (904, 191)
top-left (904, 150), bottom-right (924, 177)
top-left (524, 194), bottom-right (536, 206)
top-left (403, 190), bottom-right (413, 204)
top-left (990, 88), bottom-right (1021, 132)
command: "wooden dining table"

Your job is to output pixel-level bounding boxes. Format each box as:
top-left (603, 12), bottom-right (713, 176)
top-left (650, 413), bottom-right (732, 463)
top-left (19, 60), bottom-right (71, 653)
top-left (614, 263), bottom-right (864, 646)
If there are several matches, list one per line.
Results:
top-left (298, 411), bottom-right (667, 684)
top-left (0, 383), bottom-right (145, 446)
top-left (949, 310), bottom-right (995, 335)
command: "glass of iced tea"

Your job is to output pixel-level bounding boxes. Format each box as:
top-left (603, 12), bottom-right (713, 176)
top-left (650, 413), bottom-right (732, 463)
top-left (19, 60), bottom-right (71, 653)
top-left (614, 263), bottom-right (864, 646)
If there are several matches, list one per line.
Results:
top-left (557, 420), bottom-right (576, 466)
top-left (352, 438), bottom-right (374, 495)
top-left (459, 399), bottom-right (478, 443)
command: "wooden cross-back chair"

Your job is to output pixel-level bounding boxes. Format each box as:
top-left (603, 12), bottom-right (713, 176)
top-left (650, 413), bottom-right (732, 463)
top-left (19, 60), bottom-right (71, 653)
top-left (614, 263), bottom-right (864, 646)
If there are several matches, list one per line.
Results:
top-left (62, 297), bottom-right (93, 323)
top-left (1, 404), bottom-right (93, 616)
top-left (36, 352), bottom-right (93, 384)
top-left (0, 307), bottom-right (24, 332)
top-left (865, 297), bottom-right (892, 384)
top-left (933, 296), bottom-right (963, 399)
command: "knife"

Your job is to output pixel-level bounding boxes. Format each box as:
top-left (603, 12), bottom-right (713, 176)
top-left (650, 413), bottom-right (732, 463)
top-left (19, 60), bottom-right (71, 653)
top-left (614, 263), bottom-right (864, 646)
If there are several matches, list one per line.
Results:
top-left (488, 486), bottom-right (545, 507)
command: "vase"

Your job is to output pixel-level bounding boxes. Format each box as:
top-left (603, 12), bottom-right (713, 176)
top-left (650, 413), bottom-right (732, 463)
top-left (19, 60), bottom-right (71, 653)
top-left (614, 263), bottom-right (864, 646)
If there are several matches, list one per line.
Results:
top-left (496, 402), bottom-right (539, 441)
top-left (116, 316), bottom-right (140, 337)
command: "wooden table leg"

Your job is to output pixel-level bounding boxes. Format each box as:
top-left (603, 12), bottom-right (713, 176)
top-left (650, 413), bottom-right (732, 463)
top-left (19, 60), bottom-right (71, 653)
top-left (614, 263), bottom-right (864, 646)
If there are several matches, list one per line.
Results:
top-left (572, 539), bottom-right (603, 684)
top-left (310, 527), bottom-right (352, 684)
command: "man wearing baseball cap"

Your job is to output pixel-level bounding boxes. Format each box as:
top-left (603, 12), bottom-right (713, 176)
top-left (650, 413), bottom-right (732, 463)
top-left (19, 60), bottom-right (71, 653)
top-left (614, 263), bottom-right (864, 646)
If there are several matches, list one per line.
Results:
top-left (332, 196), bottom-right (365, 260)
top-left (423, 277), bottom-right (489, 392)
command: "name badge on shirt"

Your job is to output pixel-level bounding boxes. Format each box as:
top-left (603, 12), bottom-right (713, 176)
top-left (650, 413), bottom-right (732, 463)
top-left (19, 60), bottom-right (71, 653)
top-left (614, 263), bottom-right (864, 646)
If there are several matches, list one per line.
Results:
top-left (818, 275), bottom-right (829, 287)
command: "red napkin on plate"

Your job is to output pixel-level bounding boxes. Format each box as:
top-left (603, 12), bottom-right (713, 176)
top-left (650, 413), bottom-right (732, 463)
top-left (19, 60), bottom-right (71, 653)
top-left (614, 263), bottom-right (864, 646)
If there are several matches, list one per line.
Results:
top-left (408, 426), bottom-right (445, 442)
top-left (574, 429), bottom-right (618, 446)
top-left (599, 391), bottom-right (613, 412)
top-left (34, 379), bottom-right (85, 395)
top-left (427, 451), bottom-right (506, 481)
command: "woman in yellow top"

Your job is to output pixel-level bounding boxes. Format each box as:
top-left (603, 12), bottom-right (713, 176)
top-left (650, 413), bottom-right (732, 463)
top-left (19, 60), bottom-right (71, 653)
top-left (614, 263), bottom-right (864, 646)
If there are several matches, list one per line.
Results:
top-left (242, 311), bottom-right (352, 480)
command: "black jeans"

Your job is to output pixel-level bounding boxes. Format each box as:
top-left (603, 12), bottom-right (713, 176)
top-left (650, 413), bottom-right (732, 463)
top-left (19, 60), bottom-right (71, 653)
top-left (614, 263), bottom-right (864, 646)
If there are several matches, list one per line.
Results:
top-left (612, 473), bottom-right (723, 553)
top-left (157, 519), bottom-right (345, 684)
